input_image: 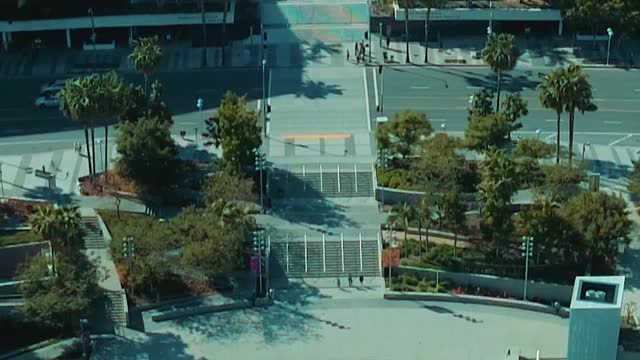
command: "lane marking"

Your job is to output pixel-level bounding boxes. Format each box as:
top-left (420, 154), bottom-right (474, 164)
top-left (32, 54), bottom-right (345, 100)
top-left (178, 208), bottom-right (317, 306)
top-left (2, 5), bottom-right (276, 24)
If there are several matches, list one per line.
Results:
top-left (410, 86), bottom-right (431, 90)
top-left (603, 121), bottom-right (623, 124)
top-left (608, 134), bottom-right (633, 147)
top-left (373, 67), bottom-right (379, 109)
top-left (430, 118), bottom-right (447, 122)
top-left (544, 132), bottom-right (557, 141)
top-left (466, 86), bottom-right (482, 90)
top-left (283, 133), bottom-right (351, 141)
top-left (634, 89), bottom-right (640, 92)
top-left (363, 67), bottom-right (371, 132)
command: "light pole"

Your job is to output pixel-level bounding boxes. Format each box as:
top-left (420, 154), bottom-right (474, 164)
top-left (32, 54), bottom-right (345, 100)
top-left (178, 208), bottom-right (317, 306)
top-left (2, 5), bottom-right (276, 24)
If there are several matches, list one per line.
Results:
top-left (440, 123), bottom-right (446, 132)
top-left (536, 129), bottom-right (541, 140)
top-left (521, 236), bottom-right (534, 301)
top-left (98, 139), bottom-right (104, 174)
top-left (486, 26), bottom-right (492, 41)
top-left (252, 230), bottom-right (265, 297)
top-left (262, 58), bottom-right (267, 137)
top-left (606, 27), bottom-right (614, 65)
top-left (379, 22), bottom-right (383, 47)
top-left (88, 8), bottom-right (96, 51)
top-left (80, 318), bottom-right (89, 358)
top-left (488, 0), bottom-right (493, 38)
top-left (0, 162), bottom-right (5, 203)
top-left (468, 94), bottom-right (475, 111)
top-left (200, 0), bottom-right (207, 67)
top-left (197, 98), bottom-right (204, 133)
top-left (582, 142), bottom-right (590, 164)
top-left (255, 151), bottom-right (266, 213)
top-left (378, 65), bottom-right (384, 115)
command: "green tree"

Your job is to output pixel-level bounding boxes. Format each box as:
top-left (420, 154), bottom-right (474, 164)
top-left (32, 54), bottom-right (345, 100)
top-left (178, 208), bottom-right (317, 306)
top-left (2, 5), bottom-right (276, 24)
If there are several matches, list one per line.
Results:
top-left (18, 253), bottom-right (99, 329)
top-left (500, 92), bottom-right (528, 139)
top-left (415, 197), bottom-right (434, 258)
top-left (513, 138), bottom-right (555, 159)
top-left (441, 191), bottom-right (466, 258)
top-left (116, 117), bottom-right (179, 192)
top-left (564, 191), bottom-right (632, 271)
top-left (389, 202), bottom-right (417, 258)
top-left (536, 164), bottom-right (587, 202)
top-left (628, 160), bottom-right (640, 194)
top-left (118, 80), bottom-right (171, 124)
top-left (465, 113), bottom-right (510, 151)
top-left (481, 33), bottom-right (520, 112)
top-left (129, 36), bottom-right (163, 105)
top-left (172, 207), bottom-right (244, 277)
top-left (561, 65), bottom-right (593, 164)
top-left (413, 133), bottom-right (465, 193)
top-left (478, 148), bottom-right (517, 255)
top-left (28, 204), bottom-right (81, 249)
top-left (377, 110), bottom-right (433, 162)
top-left (207, 92), bottom-right (262, 171)
top-left (468, 89), bottom-right (494, 117)
top-left (539, 67), bottom-right (566, 164)
top-left (203, 164), bottom-right (257, 208)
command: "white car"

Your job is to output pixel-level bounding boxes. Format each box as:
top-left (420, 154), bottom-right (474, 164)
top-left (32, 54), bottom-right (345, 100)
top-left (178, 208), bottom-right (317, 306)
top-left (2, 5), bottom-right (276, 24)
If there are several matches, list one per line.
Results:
top-left (40, 79), bottom-right (67, 94)
top-left (35, 95), bottom-right (60, 109)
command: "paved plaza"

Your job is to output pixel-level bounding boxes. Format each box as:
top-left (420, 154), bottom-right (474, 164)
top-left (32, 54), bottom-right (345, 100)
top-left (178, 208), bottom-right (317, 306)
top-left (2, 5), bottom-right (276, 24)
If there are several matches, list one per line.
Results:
top-left (89, 289), bottom-right (568, 360)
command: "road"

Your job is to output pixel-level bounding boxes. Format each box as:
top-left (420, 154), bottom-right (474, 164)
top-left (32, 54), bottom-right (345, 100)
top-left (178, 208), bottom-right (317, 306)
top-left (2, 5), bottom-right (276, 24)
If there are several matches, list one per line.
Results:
top-left (0, 68), bottom-right (275, 154)
top-left (369, 66), bottom-right (640, 146)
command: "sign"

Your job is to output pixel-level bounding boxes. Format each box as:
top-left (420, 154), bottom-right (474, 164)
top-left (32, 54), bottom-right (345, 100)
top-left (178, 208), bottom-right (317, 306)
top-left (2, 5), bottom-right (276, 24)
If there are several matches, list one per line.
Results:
top-left (35, 169), bottom-right (50, 179)
top-left (250, 256), bottom-right (259, 273)
top-left (382, 248), bottom-right (400, 268)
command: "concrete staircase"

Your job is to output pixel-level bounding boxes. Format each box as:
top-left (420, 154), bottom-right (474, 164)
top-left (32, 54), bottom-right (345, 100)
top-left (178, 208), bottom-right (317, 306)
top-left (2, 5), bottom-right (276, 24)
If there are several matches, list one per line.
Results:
top-left (270, 165), bottom-right (375, 198)
top-left (81, 216), bottom-right (106, 249)
top-left (104, 289), bottom-right (128, 327)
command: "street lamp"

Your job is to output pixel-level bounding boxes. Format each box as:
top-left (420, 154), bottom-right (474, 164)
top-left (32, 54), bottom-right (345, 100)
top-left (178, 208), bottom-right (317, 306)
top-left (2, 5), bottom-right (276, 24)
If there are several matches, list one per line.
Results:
top-left (486, 26), bottom-right (492, 40)
top-left (196, 98), bottom-right (204, 133)
top-left (440, 123), bottom-right (446, 132)
top-left (607, 27), bottom-right (614, 65)
top-left (262, 58), bottom-right (267, 137)
top-left (379, 22), bottom-right (383, 47)
top-left (88, 8), bottom-right (96, 51)
top-left (0, 162), bottom-right (5, 203)
top-left (98, 139), bottom-right (104, 174)
top-left (377, 65), bottom-right (385, 115)
top-left (252, 230), bottom-right (266, 297)
top-left (80, 318), bottom-right (89, 358)
top-left (536, 129), bottom-right (541, 140)
top-left (582, 142), bottom-right (590, 164)
top-left (521, 236), bottom-right (534, 301)
top-left (255, 151), bottom-right (266, 213)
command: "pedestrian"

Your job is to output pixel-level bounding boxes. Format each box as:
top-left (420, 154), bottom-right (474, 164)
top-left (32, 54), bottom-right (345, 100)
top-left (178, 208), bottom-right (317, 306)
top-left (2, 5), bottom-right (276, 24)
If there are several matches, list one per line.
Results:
top-left (50, 160), bottom-right (55, 170)
top-left (386, 35), bottom-right (390, 48)
top-left (348, 273), bottom-right (353, 287)
top-left (344, 149), bottom-right (347, 156)
top-left (78, 144), bottom-right (83, 154)
top-left (65, 172), bottom-right (69, 179)
top-left (42, 165), bottom-right (45, 172)
top-left (337, 277), bottom-right (341, 288)
top-left (346, 49), bottom-right (350, 62)
top-left (359, 275), bottom-right (364, 286)
top-left (354, 41), bottom-right (358, 55)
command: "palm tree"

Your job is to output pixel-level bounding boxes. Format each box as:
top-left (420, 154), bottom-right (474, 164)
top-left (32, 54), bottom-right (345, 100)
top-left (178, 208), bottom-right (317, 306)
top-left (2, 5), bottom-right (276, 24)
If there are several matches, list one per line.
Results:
top-left (398, 0), bottom-right (417, 63)
top-left (221, 0), bottom-right (230, 66)
top-left (416, 198), bottom-right (433, 259)
top-left (28, 205), bottom-right (81, 249)
top-left (59, 78), bottom-right (94, 178)
top-left (129, 36), bottom-right (163, 111)
top-left (390, 202), bottom-right (416, 258)
top-left (422, 0), bottom-right (444, 63)
top-left (560, 65), bottom-right (593, 164)
top-left (481, 33), bottom-right (520, 113)
top-left (538, 68), bottom-right (566, 164)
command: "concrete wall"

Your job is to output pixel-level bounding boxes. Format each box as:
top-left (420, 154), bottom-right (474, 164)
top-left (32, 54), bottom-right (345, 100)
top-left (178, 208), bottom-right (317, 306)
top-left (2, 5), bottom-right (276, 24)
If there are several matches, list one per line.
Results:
top-left (376, 187), bottom-right (480, 209)
top-left (397, 266), bottom-right (574, 305)
top-left (394, 7), bottom-right (562, 22)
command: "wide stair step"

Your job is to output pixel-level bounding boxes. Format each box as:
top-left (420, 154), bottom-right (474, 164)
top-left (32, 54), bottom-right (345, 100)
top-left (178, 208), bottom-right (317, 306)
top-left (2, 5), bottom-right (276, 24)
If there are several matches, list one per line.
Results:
top-left (105, 290), bottom-right (127, 327)
top-left (81, 216), bottom-right (105, 249)
top-left (270, 168), bottom-right (375, 198)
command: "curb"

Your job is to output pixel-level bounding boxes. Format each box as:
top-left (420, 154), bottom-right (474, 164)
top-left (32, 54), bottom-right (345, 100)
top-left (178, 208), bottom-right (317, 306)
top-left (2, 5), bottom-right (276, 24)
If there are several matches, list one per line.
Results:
top-left (384, 291), bottom-right (570, 318)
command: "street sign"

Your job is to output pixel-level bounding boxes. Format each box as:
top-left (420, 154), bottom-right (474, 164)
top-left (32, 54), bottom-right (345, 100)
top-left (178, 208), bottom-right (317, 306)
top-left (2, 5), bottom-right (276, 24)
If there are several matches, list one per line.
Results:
top-left (250, 256), bottom-right (259, 273)
top-left (34, 169), bottom-right (49, 179)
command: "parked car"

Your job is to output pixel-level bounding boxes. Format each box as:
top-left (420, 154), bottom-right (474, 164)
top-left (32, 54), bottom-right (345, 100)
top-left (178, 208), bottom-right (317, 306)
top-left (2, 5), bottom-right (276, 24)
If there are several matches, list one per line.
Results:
top-left (35, 95), bottom-right (60, 109)
top-left (39, 79), bottom-right (67, 94)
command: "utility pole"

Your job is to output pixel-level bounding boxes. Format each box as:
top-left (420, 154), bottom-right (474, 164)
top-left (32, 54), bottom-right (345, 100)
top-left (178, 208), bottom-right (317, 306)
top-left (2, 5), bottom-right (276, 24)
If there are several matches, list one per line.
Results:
top-left (123, 236), bottom-right (135, 295)
top-left (378, 65), bottom-right (384, 115)
top-left (521, 236), bottom-right (534, 301)
top-left (255, 151), bottom-right (266, 213)
top-left (252, 230), bottom-right (266, 297)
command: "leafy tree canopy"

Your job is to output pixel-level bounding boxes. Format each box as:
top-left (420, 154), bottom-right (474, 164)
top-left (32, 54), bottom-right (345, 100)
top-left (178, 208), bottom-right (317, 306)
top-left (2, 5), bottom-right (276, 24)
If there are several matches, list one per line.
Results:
top-left (377, 109), bottom-right (433, 161)
top-left (513, 138), bottom-right (555, 159)
top-left (203, 164), bottom-right (256, 208)
top-left (535, 164), bottom-right (587, 202)
top-left (465, 113), bottom-right (510, 151)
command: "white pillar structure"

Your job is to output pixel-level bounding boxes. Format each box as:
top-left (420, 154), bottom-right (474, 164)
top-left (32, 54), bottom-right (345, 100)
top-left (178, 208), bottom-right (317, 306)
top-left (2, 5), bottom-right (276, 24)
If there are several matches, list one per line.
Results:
top-left (65, 29), bottom-right (71, 48)
top-left (567, 276), bottom-right (625, 360)
top-left (558, 19), bottom-right (563, 36)
top-left (1, 32), bottom-right (8, 51)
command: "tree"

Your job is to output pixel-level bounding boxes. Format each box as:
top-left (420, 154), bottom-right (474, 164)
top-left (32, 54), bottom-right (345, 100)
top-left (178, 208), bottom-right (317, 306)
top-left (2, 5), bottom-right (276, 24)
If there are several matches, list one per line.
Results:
top-left (481, 33), bottom-right (520, 113)
top-left (28, 204), bottom-right (81, 249)
top-left (172, 207), bottom-right (244, 277)
top-left (116, 117), bottom-right (179, 192)
top-left (441, 191), bottom-right (466, 258)
top-left (536, 164), bottom-right (587, 202)
top-left (469, 89), bottom-right (494, 117)
top-left (129, 36), bottom-right (163, 107)
top-left (207, 92), bottom-right (262, 171)
top-left (478, 148), bottom-right (517, 255)
top-left (18, 253), bottom-right (99, 330)
top-left (204, 164), bottom-right (256, 207)
top-left (513, 138), bottom-right (555, 159)
top-left (465, 113), bottom-right (510, 151)
top-left (628, 160), bottom-right (640, 194)
top-left (539, 67), bottom-right (566, 164)
top-left (500, 92), bottom-right (528, 139)
top-left (564, 191), bottom-right (632, 271)
top-left (561, 65), bottom-right (593, 164)
top-left (389, 202), bottom-right (416, 258)
top-left (415, 197), bottom-right (433, 258)
top-left (377, 109), bottom-right (433, 161)
top-left (422, 0), bottom-right (445, 63)
top-left (397, 0), bottom-right (418, 63)
top-left (118, 80), bottom-right (171, 124)
top-left (413, 133), bottom-right (465, 193)
top-left (59, 72), bottom-right (127, 179)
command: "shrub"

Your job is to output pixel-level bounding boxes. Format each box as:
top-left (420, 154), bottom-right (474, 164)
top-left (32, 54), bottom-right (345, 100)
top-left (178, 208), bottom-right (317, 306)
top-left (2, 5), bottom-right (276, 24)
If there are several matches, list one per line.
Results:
top-left (377, 168), bottom-right (414, 189)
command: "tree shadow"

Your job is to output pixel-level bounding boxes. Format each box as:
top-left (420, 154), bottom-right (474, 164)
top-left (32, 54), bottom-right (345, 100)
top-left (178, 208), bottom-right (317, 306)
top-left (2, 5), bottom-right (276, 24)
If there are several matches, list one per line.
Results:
top-left (295, 76), bottom-right (344, 100)
top-left (20, 186), bottom-right (75, 204)
top-left (90, 331), bottom-right (199, 360)
top-left (302, 41), bottom-right (342, 64)
top-left (463, 72), bottom-right (541, 93)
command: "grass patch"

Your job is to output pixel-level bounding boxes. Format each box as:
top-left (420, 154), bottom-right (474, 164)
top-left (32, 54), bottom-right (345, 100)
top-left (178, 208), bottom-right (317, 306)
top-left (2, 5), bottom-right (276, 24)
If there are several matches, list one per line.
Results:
top-left (0, 230), bottom-right (42, 247)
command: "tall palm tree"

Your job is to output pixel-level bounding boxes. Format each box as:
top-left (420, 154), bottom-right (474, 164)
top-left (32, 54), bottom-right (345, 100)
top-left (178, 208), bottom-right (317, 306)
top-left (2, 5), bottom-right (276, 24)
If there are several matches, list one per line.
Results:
top-left (538, 68), bottom-right (566, 164)
top-left (129, 36), bottom-right (163, 111)
top-left (398, 0), bottom-right (417, 63)
top-left (422, 0), bottom-right (444, 63)
top-left (481, 33), bottom-right (520, 113)
top-left (59, 78), bottom-right (94, 178)
top-left (560, 65), bottom-right (593, 164)
top-left (390, 202), bottom-right (416, 258)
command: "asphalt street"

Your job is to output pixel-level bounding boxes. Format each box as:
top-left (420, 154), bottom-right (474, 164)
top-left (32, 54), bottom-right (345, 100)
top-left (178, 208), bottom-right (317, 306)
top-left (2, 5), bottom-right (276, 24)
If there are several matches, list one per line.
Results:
top-left (369, 67), bottom-right (640, 146)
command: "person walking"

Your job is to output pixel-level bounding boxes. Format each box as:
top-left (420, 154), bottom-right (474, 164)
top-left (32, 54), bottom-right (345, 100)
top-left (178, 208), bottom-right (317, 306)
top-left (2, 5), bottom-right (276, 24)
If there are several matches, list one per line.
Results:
top-left (386, 35), bottom-right (391, 48)
top-left (359, 275), bottom-right (364, 286)
top-left (348, 273), bottom-right (353, 287)
top-left (355, 43), bottom-right (360, 64)
top-left (346, 49), bottom-right (350, 62)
